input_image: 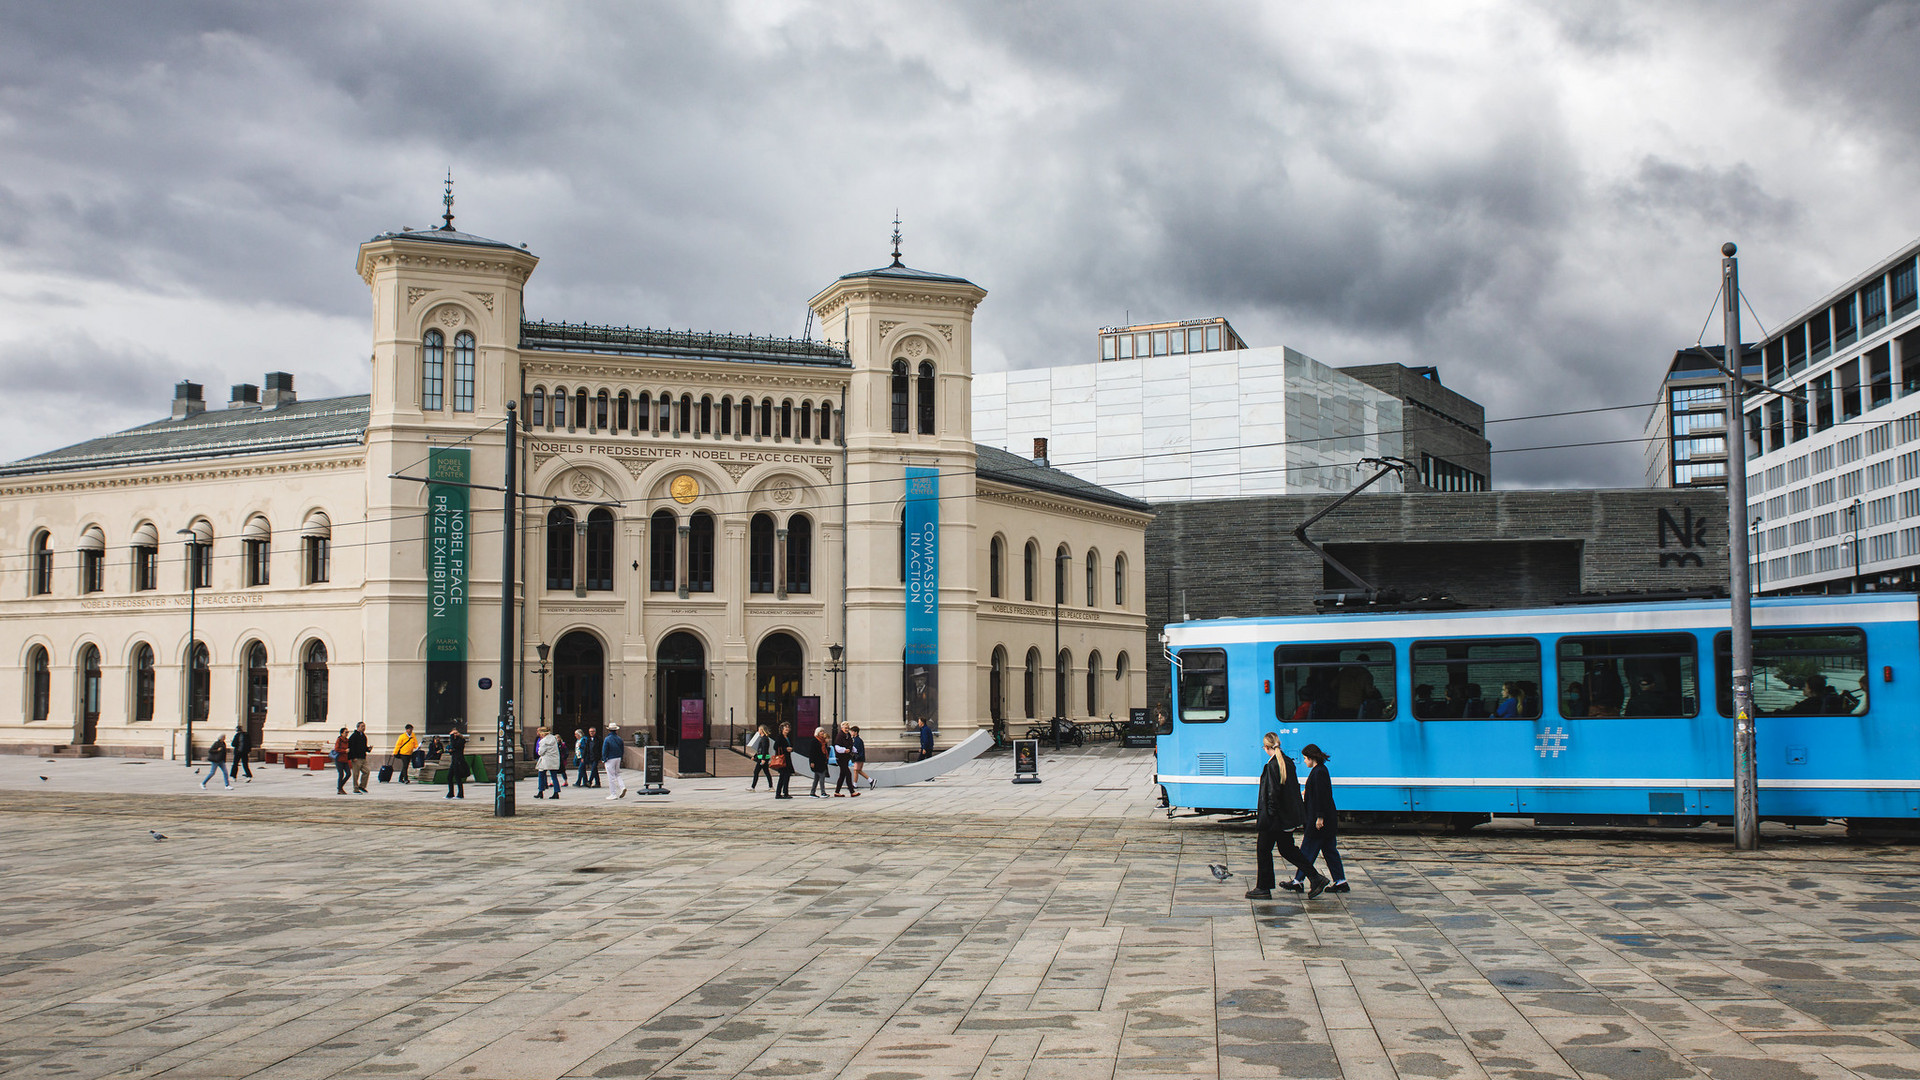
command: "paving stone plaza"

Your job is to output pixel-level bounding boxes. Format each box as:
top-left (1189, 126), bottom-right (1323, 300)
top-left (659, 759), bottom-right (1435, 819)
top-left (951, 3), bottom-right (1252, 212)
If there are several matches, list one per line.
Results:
top-left (3, 749), bottom-right (1920, 1080)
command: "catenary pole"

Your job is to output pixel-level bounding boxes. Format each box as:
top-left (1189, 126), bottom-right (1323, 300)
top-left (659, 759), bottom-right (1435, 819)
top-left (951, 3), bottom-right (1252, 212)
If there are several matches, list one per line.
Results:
top-left (1724, 242), bottom-right (1759, 850)
top-left (496, 402), bottom-right (518, 818)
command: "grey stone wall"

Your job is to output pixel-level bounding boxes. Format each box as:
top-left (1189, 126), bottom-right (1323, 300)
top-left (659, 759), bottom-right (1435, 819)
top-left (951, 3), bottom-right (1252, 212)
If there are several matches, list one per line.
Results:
top-left (1338, 364), bottom-right (1492, 487)
top-left (1144, 487), bottom-right (1731, 707)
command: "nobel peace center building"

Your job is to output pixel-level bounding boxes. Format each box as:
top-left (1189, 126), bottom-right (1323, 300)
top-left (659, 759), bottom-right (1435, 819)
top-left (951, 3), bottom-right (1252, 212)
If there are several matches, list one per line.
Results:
top-left (0, 219), bottom-right (1152, 759)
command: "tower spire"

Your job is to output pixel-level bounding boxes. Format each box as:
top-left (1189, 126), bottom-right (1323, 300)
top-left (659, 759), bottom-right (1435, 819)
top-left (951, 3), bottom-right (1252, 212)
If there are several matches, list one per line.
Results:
top-left (441, 172), bottom-right (456, 232)
top-left (889, 210), bottom-right (903, 268)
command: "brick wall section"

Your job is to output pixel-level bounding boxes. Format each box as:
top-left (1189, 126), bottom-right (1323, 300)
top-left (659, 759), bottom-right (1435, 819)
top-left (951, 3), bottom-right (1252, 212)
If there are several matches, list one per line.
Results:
top-left (1144, 488), bottom-right (1731, 707)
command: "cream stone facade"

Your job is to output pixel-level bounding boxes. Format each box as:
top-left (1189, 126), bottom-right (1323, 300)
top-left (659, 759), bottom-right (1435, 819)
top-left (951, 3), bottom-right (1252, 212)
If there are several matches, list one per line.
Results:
top-left (0, 220), bottom-right (1151, 760)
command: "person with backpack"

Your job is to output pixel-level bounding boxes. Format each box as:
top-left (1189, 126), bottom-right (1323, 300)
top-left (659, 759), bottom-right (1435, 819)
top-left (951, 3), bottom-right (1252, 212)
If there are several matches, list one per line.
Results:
top-left (393, 725), bottom-right (419, 784)
top-left (748, 724), bottom-right (774, 791)
top-left (804, 727), bottom-right (831, 798)
top-left (200, 735), bottom-right (232, 790)
top-left (601, 723), bottom-right (627, 799)
top-left (849, 725), bottom-right (870, 790)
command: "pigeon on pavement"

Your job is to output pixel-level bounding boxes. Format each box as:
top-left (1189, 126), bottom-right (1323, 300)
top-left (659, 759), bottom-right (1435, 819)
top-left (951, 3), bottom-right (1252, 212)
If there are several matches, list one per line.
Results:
top-left (149, 831), bottom-right (168, 841)
top-left (1209, 863), bottom-right (1233, 880)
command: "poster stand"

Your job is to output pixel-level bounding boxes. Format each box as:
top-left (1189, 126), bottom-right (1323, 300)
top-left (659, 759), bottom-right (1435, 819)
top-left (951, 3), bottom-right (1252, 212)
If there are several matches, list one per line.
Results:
top-left (638, 744), bottom-right (671, 796)
top-left (1012, 738), bottom-right (1041, 784)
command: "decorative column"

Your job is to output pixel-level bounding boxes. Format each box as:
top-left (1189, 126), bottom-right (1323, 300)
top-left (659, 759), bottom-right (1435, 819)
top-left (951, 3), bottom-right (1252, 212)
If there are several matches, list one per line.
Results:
top-left (676, 522), bottom-right (691, 599)
top-left (775, 526), bottom-right (788, 600)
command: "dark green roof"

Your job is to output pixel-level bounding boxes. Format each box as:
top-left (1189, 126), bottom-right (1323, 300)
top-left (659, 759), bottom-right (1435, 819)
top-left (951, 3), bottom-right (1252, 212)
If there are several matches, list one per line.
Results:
top-left (838, 263), bottom-right (978, 287)
top-left (973, 443), bottom-right (1151, 513)
top-left (0, 396), bottom-right (370, 477)
top-left (365, 227), bottom-right (523, 253)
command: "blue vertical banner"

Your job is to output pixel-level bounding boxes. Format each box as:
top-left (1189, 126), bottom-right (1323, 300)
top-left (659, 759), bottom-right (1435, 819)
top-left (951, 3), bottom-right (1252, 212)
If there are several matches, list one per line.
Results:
top-left (904, 467), bottom-right (940, 727)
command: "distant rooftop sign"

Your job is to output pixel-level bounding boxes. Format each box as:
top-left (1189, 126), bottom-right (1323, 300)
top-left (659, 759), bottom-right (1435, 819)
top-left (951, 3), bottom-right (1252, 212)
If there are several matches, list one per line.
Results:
top-left (1097, 317), bottom-right (1246, 360)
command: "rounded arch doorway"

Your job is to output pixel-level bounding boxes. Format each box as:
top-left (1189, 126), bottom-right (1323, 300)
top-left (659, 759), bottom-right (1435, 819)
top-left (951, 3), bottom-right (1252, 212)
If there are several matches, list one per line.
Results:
top-left (756, 633), bottom-right (803, 735)
top-left (656, 632), bottom-right (707, 749)
top-left (552, 631), bottom-right (605, 742)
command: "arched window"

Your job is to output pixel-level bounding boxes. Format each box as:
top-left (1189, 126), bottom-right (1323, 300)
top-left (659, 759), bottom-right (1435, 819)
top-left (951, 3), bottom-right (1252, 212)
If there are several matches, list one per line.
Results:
top-left (699, 395), bottom-right (713, 435)
top-left (302, 640), bottom-right (328, 723)
top-left (917, 360), bottom-right (936, 434)
top-left (584, 508), bottom-right (614, 591)
top-left (1056, 648), bottom-right (1072, 717)
top-left (750, 513), bottom-right (776, 594)
top-left (26, 644), bottom-right (49, 722)
top-left (891, 360), bottom-right (910, 433)
top-left (799, 399), bottom-right (812, 440)
top-left (617, 391), bottom-right (630, 432)
top-left (761, 398), bottom-right (773, 436)
top-left (132, 521), bottom-right (159, 592)
top-left (244, 641), bottom-right (267, 739)
top-left (133, 643), bottom-right (155, 722)
top-left (989, 536), bottom-right (1004, 598)
top-left (78, 525), bottom-right (105, 594)
top-left (688, 511), bottom-right (715, 592)
top-left (186, 520), bottom-right (213, 589)
top-left (574, 387), bottom-right (589, 429)
top-left (820, 402), bottom-right (832, 442)
top-left (453, 331), bottom-right (476, 412)
top-left (242, 516), bottom-right (270, 587)
top-left (1115, 651), bottom-right (1130, 688)
top-left (740, 397), bottom-right (753, 436)
top-left (649, 510), bottom-right (677, 592)
top-left (188, 642), bottom-right (210, 724)
top-left (1023, 648), bottom-right (1040, 719)
top-left (720, 396), bottom-right (733, 436)
top-left (637, 391), bottom-right (652, 433)
top-left (78, 644), bottom-right (100, 735)
top-left (1055, 544), bottom-right (1071, 604)
top-left (302, 511), bottom-right (331, 584)
top-left (595, 389), bottom-right (610, 431)
top-left (422, 329), bottom-right (444, 410)
top-left (990, 646), bottom-right (1007, 721)
top-left (1086, 551), bottom-right (1098, 607)
top-left (554, 387), bottom-right (569, 430)
top-left (1114, 554), bottom-right (1127, 607)
top-left (787, 514), bottom-right (812, 594)
top-left (546, 507), bottom-right (575, 591)
top-left (1086, 650), bottom-right (1102, 717)
top-left (530, 387), bottom-right (546, 427)
top-left (679, 394), bottom-right (693, 433)
top-left (780, 399), bottom-right (793, 439)
top-left (1024, 541), bottom-right (1037, 602)
top-left (29, 530), bottom-right (51, 596)
top-left (657, 392), bottom-right (671, 432)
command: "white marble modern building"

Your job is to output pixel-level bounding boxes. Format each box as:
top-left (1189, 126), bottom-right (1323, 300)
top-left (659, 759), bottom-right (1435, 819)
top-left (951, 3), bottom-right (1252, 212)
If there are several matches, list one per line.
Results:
top-left (974, 344), bottom-right (1409, 501)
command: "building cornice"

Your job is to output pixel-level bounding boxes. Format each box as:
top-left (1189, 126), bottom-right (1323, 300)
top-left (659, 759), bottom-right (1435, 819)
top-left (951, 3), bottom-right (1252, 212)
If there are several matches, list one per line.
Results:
top-left (0, 455), bottom-right (364, 499)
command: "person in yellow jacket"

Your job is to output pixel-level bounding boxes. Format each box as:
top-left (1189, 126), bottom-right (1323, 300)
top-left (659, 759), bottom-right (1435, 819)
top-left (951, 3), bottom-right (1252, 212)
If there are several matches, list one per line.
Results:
top-left (393, 725), bottom-right (420, 784)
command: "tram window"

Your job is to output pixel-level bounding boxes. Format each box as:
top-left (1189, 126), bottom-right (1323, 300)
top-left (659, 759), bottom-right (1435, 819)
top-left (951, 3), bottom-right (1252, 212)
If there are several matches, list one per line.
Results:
top-left (1557, 634), bottom-right (1698, 718)
top-left (1177, 649), bottom-right (1229, 722)
top-left (1274, 643), bottom-right (1394, 721)
top-left (1714, 629), bottom-right (1869, 717)
top-left (1410, 638), bottom-right (1541, 719)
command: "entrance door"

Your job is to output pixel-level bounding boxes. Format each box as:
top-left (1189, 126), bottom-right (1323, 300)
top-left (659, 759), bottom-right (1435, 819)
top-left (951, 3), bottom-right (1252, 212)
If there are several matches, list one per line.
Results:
top-left (656, 632), bottom-right (706, 749)
top-left (78, 644), bottom-right (100, 745)
top-left (552, 632), bottom-right (605, 741)
top-left (755, 632), bottom-right (803, 735)
top-left (245, 642), bottom-right (268, 754)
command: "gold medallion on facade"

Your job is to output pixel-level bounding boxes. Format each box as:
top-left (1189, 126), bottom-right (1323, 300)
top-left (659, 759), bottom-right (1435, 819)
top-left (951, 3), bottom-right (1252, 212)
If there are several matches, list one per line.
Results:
top-left (670, 474), bottom-right (700, 504)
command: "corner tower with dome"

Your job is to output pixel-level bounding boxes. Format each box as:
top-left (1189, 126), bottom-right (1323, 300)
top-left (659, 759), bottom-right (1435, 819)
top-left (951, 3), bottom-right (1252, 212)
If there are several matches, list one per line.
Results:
top-left (0, 207), bottom-right (1152, 765)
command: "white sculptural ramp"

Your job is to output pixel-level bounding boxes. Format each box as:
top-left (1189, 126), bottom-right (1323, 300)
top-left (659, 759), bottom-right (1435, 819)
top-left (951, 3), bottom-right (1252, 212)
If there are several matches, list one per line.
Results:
top-left (789, 729), bottom-right (994, 788)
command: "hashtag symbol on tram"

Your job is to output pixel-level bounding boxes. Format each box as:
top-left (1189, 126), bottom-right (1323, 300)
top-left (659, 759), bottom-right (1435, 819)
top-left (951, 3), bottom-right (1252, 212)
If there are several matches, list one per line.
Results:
top-left (1537, 727), bottom-right (1569, 759)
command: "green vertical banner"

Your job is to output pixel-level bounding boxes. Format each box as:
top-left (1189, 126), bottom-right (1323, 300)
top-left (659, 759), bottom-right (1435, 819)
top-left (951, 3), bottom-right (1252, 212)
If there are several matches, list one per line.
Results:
top-left (427, 448), bottom-right (470, 661)
top-left (904, 467), bottom-right (939, 727)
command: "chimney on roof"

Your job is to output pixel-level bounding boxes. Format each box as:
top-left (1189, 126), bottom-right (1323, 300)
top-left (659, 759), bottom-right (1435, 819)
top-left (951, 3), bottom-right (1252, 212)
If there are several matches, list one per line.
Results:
top-left (1032, 437), bottom-right (1049, 466)
top-left (228, 383), bottom-right (260, 409)
top-left (261, 371), bottom-right (297, 408)
top-left (172, 381), bottom-right (205, 420)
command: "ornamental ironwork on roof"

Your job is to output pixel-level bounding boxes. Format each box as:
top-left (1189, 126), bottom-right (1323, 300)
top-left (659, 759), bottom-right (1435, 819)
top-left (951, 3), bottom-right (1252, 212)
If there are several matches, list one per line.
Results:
top-left (520, 320), bottom-right (849, 367)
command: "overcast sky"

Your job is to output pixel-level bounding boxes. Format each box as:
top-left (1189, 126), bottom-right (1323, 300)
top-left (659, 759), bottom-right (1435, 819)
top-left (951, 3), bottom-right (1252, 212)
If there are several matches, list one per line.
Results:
top-left (2, 1), bottom-right (1917, 487)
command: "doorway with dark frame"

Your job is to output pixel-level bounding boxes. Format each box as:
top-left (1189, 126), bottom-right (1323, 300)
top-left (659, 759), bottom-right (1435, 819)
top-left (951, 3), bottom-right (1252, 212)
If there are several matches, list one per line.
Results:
top-left (245, 641), bottom-right (268, 755)
top-left (78, 644), bottom-right (100, 746)
top-left (656, 631), bottom-right (706, 749)
top-left (755, 632), bottom-right (803, 736)
top-left (553, 631), bottom-right (605, 745)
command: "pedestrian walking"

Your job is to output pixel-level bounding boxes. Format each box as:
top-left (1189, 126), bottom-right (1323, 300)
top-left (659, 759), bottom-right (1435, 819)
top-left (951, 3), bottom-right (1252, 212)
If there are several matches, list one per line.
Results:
top-left (1289, 743), bottom-right (1348, 894)
top-left (394, 725), bottom-right (419, 784)
top-left (916, 718), bottom-right (934, 761)
top-left (748, 724), bottom-right (774, 791)
top-left (1245, 732), bottom-right (1324, 900)
top-left (230, 724), bottom-right (253, 782)
top-left (602, 723), bottom-right (628, 799)
top-left (581, 725), bottom-right (602, 788)
top-left (333, 727), bottom-right (352, 794)
top-left (556, 728), bottom-right (571, 788)
top-left (849, 725), bottom-right (871, 790)
top-left (772, 722), bottom-right (795, 799)
top-left (445, 723), bottom-right (468, 799)
top-left (200, 735), bottom-right (232, 790)
top-left (535, 726), bottom-right (562, 799)
top-left (805, 727), bottom-right (830, 798)
top-left (832, 725), bottom-right (859, 797)
top-left (348, 721), bottom-right (371, 793)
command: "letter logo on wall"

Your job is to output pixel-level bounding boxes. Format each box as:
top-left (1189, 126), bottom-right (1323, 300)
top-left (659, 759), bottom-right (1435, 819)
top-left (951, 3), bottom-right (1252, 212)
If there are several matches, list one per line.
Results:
top-left (1656, 507), bottom-right (1712, 569)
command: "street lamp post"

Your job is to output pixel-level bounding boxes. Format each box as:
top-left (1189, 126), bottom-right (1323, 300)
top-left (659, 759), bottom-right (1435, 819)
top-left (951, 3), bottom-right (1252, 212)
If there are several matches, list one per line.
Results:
top-left (1849, 499), bottom-right (1863, 592)
top-left (176, 529), bottom-right (201, 765)
top-left (535, 642), bottom-right (551, 727)
top-left (1721, 243), bottom-right (1759, 851)
top-left (826, 643), bottom-right (844, 739)
top-left (1053, 549), bottom-right (1066, 750)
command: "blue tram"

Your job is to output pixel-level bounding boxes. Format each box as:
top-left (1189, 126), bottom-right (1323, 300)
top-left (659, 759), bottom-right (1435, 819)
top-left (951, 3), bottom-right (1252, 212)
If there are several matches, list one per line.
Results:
top-left (1156, 595), bottom-right (1920, 828)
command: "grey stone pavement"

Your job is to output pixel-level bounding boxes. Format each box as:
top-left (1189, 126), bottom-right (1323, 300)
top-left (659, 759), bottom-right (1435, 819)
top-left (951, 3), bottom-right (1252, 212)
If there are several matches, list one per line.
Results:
top-left (3, 749), bottom-right (1920, 1080)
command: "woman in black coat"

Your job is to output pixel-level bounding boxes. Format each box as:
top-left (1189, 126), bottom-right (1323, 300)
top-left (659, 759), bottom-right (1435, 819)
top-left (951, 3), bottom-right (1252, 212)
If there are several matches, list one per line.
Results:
top-left (445, 723), bottom-right (468, 800)
top-left (1246, 732), bottom-right (1324, 899)
top-left (772, 722), bottom-right (795, 800)
top-left (1292, 743), bottom-right (1348, 893)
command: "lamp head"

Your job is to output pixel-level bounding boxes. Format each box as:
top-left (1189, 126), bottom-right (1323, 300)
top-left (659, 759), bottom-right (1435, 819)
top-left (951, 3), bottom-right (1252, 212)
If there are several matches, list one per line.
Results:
top-left (828, 643), bottom-right (843, 662)
top-left (536, 642), bottom-right (550, 662)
